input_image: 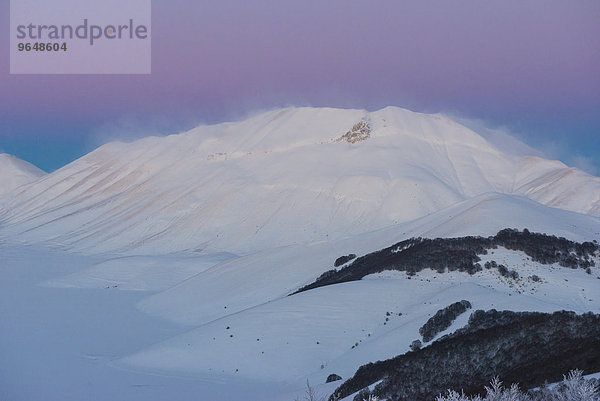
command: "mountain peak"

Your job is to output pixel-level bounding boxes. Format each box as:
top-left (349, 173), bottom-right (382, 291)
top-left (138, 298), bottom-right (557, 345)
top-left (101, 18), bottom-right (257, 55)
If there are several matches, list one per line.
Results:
top-left (0, 153), bottom-right (46, 197)
top-left (336, 120), bottom-right (371, 143)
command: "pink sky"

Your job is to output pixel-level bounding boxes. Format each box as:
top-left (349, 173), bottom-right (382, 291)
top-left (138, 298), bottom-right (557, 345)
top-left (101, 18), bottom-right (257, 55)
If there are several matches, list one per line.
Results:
top-left (1, 0), bottom-right (599, 171)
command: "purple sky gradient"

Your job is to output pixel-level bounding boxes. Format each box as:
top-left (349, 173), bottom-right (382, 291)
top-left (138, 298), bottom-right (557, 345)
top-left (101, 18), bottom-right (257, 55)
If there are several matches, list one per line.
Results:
top-left (1, 0), bottom-right (599, 172)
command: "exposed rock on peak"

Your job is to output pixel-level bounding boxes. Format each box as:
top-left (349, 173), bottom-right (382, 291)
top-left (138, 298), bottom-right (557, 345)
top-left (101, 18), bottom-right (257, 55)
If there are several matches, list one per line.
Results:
top-left (337, 120), bottom-right (371, 143)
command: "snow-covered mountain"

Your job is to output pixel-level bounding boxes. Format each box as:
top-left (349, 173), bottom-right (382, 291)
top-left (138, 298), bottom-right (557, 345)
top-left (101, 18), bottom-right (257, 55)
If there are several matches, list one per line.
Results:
top-left (2, 107), bottom-right (600, 401)
top-left (1, 107), bottom-right (598, 254)
top-left (0, 153), bottom-right (45, 198)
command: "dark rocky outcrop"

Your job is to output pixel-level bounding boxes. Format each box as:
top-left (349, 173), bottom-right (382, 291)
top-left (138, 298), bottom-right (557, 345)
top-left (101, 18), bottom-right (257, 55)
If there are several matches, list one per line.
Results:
top-left (337, 121), bottom-right (371, 143)
top-left (330, 310), bottom-right (600, 401)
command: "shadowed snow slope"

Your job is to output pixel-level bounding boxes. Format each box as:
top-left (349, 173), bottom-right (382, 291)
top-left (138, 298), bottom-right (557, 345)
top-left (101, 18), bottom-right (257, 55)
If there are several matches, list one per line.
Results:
top-left (42, 252), bottom-right (234, 291)
top-left (0, 153), bottom-right (45, 198)
top-left (1, 107), bottom-right (598, 254)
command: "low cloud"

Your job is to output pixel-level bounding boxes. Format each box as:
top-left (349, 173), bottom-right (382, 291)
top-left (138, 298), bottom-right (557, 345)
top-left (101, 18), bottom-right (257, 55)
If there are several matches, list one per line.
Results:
top-left (447, 114), bottom-right (542, 158)
top-left (446, 113), bottom-right (599, 177)
top-left (87, 114), bottom-right (203, 151)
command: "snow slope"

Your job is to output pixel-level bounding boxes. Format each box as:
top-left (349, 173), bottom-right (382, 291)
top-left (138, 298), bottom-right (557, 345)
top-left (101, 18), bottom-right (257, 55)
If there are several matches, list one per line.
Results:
top-left (109, 194), bottom-right (599, 384)
top-left (1, 107), bottom-right (598, 254)
top-left (0, 244), bottom-right (285, 401)
top-left (136, 193), bottom-right (600, 327)
top-left (0, 153), bottom-right (45, 198)
top-left (42, 252), bottom-right (234, 291)
top-left (123, 267), bottom-right (600, 384)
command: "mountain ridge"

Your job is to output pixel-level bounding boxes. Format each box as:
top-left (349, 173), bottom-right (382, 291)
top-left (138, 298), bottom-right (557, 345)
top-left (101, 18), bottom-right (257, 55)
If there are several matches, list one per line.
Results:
top-left (1, 106), bottom-right (598, 254)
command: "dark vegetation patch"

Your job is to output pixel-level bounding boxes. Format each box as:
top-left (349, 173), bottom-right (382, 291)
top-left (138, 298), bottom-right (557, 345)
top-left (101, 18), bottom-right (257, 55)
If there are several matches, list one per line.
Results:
top-left (419, 300), bottom-right (471, 342)
top-left (330, 310), bottom-right (600, 401)
top-left (334, 254), bottom-right (357, 267)
top-left (295, 229), bottom-right (598, 294)
top-left (409, 339), bottom-right (421, 352)
top-left (326, 373), bottom-right (342, 383)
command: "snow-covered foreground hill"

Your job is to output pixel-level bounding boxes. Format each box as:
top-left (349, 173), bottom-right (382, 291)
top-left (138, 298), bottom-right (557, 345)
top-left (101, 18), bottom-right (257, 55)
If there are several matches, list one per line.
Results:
top-left (1, 107), bottom-right (599, 254)
top-left (134, 193), bottom-right (600, 328)
top-left (2, 192), bottom-right (594, 401)
top-left (2, 196), bottom-right (598, 401)
top-left (118, 194), bottom-right (600, 386)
